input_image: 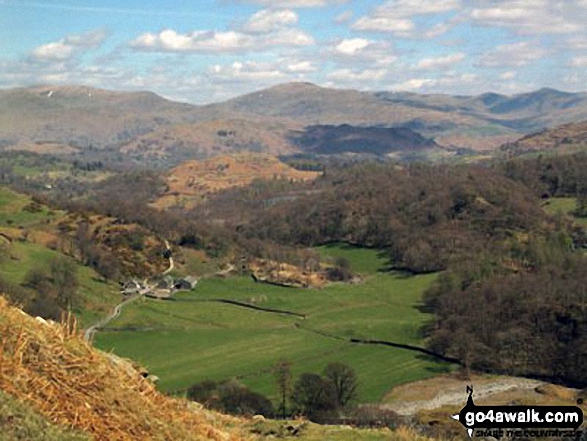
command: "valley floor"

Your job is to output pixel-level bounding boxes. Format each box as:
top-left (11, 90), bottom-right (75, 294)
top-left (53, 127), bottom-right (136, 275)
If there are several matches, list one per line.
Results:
top-left (94, 244), bottom-right (454, 403)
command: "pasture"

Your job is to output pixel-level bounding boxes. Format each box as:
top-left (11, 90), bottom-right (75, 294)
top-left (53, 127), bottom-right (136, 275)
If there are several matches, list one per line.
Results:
top-left (95, 244), bottom-right (453, 403)
top-left (542, 196), bottom-right (587, 227)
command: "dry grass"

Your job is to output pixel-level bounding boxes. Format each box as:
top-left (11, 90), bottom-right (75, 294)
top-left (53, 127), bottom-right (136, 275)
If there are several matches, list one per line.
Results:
top-left (153, 153), bottom-right (319, 210)
top-left (0, 296), bottom-right (248, 441)
top-left (249, 258), bottom-right (327, 288)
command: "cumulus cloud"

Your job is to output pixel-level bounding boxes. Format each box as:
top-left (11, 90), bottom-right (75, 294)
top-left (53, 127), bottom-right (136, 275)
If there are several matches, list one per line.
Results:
top-left (328, 38), bottom-right (397, 67)
top-left (131, 27), bottom-right (313, 53)
top-left (284, 60), bottom-right (317, 72)
top-left (393, 78), bottom-right (437, 91)
top-left (30, 29), bottom-right (107, 61)
top-left (237, 0), bottom-right (345, 7)
top-left (499, 71), bottom-right (517, 80)
top-left (352, 0), bottom-right (460, 37)
top-left (334, 38), bottom-right (371, 55)
top-left (130, 8), bottom-right (314, 54)
top-left (210, 61), bottom-right (287, 82)
top-left (570, 55), bottom-right (587, 67)
top-left (468, 0), bottom-right (587, 35)
top-left (416, 52), bottom-right (465, 70)
top-left (327, 68), bottom-right (387, 82)
top-left (478, 41), bottom-right (546, 67)
top-left (242, 9), bottom-right (298, 33)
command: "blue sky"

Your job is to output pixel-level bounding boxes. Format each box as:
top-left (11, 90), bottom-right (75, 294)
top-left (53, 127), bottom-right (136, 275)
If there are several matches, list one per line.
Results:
top-left (1, 0), bottom-right (587, 103)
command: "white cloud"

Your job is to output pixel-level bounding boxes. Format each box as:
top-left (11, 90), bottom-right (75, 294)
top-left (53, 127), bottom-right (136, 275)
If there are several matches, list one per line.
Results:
top-left (327, 68), bottom-right (387, 82)
top-left (352, 0), bottom-right (460, 36)
top-left (242, 9), bottom-right (298, 33)
top-left (327, 38), bottom-right (397, 67)
top-left (31, 42), bottom-right (76, 61)
top-left (469, 0), bottom-right (587, 35)
top-left (478, 41), bottom-right (546, 68)
top-left (393, 78), bottom-right (436, 91)
top-left (499, 71), bottom-right (517, 80)
top-left (30, 29), bottom-right (107, 61)
top-left (285, 60), bottom-right (317, 72)
top-left (353, 16), bottom-right (414, 34)
top-left (423, 22), bottom-right (453, 39)
top-left (416, 52), bottom-right (465, 70)
top-left (334, 10), bottom-right (353, 24)
top-left (131, 27), bottom-right (313, 53)
top-left (567, 36), bottom-right (587, 50)
top-left (335, 38), bottom-right (372, 55)
top-left (570, 56), bottom-right (587, 67)
top-left (237, 0), bottom-right (344, 7)
top-left (210, 61), bottom-right (286, 82)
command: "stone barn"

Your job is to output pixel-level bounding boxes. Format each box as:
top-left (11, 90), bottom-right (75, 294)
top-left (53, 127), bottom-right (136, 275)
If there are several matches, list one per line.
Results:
top-left (174, 276), bottom-right (198, 290)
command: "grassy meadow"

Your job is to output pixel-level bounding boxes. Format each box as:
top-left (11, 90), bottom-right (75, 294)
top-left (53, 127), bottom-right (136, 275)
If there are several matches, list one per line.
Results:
top-left (95, 244), bottom-right (453, 403)
top-left (542, 196), bottom-right (587, 227)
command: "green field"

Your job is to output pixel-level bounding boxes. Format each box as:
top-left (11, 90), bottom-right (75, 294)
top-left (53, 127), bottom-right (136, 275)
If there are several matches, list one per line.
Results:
top-left (542, 197), bottom-right (587, 227)
top-left (95, 244), bottom-right (452, 403)
top-left (0, 239), bottom-right (121, 326)
top-left (0, 187), bottom-right (60, 227)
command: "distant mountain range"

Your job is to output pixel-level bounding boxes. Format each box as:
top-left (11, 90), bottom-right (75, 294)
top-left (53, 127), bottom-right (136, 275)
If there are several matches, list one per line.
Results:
top-left (2, 82), bottom-right (587, 165)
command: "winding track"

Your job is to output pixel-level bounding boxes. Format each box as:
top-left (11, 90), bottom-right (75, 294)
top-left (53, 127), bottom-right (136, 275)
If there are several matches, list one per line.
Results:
top-left (84, 239), bottom-right (173, 341)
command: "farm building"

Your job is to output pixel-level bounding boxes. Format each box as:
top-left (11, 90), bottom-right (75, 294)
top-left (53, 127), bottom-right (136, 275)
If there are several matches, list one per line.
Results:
top-left (174, 276), bottom-right (198, 290)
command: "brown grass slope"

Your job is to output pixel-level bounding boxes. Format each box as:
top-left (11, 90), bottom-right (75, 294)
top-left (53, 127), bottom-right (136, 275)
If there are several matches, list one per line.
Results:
top-left (0, 85), bottom-right (199, 150)
top-left (503, 119), bottom-right (587, 154)
top-left (0, 296), bottom-right (247, 440)
top-left (0, 295), bottom-right (441, 441)
top-left (121, 118), bottom-right (302, 159)
top-left (4, 83), bottom-right (587, 156)
top-left (154, 153), bottom-right (319, 209)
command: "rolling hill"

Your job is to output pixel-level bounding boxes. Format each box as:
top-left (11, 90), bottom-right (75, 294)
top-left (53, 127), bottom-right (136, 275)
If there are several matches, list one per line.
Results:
top-left (3, 83), bottom-right (587, 162)
top-left (153, 153), bottom-right (320, 209)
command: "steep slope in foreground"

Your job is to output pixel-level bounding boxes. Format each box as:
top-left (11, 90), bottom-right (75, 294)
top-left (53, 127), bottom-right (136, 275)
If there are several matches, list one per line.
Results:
top-left (0, 296), bottom-right (244, 440)
top-left (0, 295), bottom-right (435, 441)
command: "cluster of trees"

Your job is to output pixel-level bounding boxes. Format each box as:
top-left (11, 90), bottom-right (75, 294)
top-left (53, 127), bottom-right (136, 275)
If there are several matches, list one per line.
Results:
top-left (186, 361), bottom-right (359, 423)
top-left (424, 233), bottom-right (587, 386)
top-left (274, 361), bottom-right (358, 423)
top-left (186, 380), bottom-right (273, 417)
top-left (239, 163), bottom-right (545, 274)
top-left (0, 255), bottom-right (81, 321)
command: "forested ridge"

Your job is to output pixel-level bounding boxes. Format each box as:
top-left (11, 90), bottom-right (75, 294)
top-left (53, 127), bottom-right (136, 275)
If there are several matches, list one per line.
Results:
top-left (215, 154), bottom-right (587, 386)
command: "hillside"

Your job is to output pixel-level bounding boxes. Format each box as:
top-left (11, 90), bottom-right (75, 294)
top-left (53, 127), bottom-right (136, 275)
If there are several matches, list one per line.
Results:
top-left (502, 119), bottom-right (587, 154)
top-left (121, 118), bottom-right (301, 161)
top-left (154, 153), bottom-right (320, 209)
top-left (0, 85), bottom-right (199, 152)
top-left (205, 83), bottom-right (587, 151)
top-left (289, 124), bottom-right (439, 155)
top-left (3, 83), bottom-right (587, 162)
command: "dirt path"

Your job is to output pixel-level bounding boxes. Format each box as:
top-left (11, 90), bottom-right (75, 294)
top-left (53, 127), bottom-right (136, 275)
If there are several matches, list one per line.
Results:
top-left (385, 377), bottom-right (543, 416)
top-left (162, 240), bottom-right (174, 275)
top-left (84, 239), bottom-right (174, 341)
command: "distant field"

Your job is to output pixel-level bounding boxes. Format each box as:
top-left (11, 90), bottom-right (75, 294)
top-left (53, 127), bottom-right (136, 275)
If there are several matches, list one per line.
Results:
top-left (96, 244), bottom-right (453, 403)
top-left (542, 197), bottom-right (587, 227)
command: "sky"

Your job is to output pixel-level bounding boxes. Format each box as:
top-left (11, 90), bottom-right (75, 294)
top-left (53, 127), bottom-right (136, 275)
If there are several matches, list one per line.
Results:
top-left (2, 0), bottom-right (587, 104)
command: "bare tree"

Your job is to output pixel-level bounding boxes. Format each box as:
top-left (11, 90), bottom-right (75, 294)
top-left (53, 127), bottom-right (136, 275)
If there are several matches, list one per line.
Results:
top-left (274, 359), bottom-right (292, 419)
top-left (323, 362), bottom-right (358, 408)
